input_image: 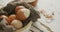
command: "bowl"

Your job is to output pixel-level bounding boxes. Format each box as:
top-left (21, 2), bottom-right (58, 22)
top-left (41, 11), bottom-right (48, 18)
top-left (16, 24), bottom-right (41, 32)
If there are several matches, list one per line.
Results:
top-left (2, 2), bottom-right (40, 32)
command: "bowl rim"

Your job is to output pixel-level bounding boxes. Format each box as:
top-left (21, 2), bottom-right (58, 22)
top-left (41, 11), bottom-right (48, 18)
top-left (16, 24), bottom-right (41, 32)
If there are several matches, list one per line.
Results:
top-left (14, 21), bottom-right (32, 32)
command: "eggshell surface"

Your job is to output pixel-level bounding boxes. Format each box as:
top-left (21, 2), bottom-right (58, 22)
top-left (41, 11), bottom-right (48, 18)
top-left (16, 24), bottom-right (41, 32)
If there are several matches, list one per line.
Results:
top-left (16, 9), bottom-right (30, 20)
top-left (11, 20), bottom-right (23, 29)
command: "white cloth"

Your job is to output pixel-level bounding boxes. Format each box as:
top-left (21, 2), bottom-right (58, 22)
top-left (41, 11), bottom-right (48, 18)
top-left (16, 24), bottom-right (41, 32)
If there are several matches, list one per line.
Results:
top-left (0, 0), bottom-right (14, 9)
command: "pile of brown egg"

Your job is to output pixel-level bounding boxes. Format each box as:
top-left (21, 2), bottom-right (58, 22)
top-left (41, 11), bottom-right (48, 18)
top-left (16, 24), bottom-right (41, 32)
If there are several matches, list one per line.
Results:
top-left (0, 2), bottom-right (40, 32)
top-left (0, 6), bottom-right (30, 31)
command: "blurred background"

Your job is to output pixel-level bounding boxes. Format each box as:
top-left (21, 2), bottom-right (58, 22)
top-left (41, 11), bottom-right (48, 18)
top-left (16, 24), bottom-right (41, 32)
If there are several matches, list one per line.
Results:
top-left (36, 0), bottom-right (60, 32)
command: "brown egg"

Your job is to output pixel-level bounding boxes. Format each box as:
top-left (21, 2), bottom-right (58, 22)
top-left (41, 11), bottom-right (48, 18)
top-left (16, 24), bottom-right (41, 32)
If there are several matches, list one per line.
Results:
top-left (2, 15), bottom-right (8, 19)
top-left (15, 6), bottom-right (25, 12)
top-left (16, 9), bottom-right (30, 20)
top-left (7, 14), bottom-right (17, 23)
top-left (1, 15), bottom-right (9, 21)
top-left (1, 15), bottom-right (10, 24)
top-left (11, 20), bottom-right (23, 29)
